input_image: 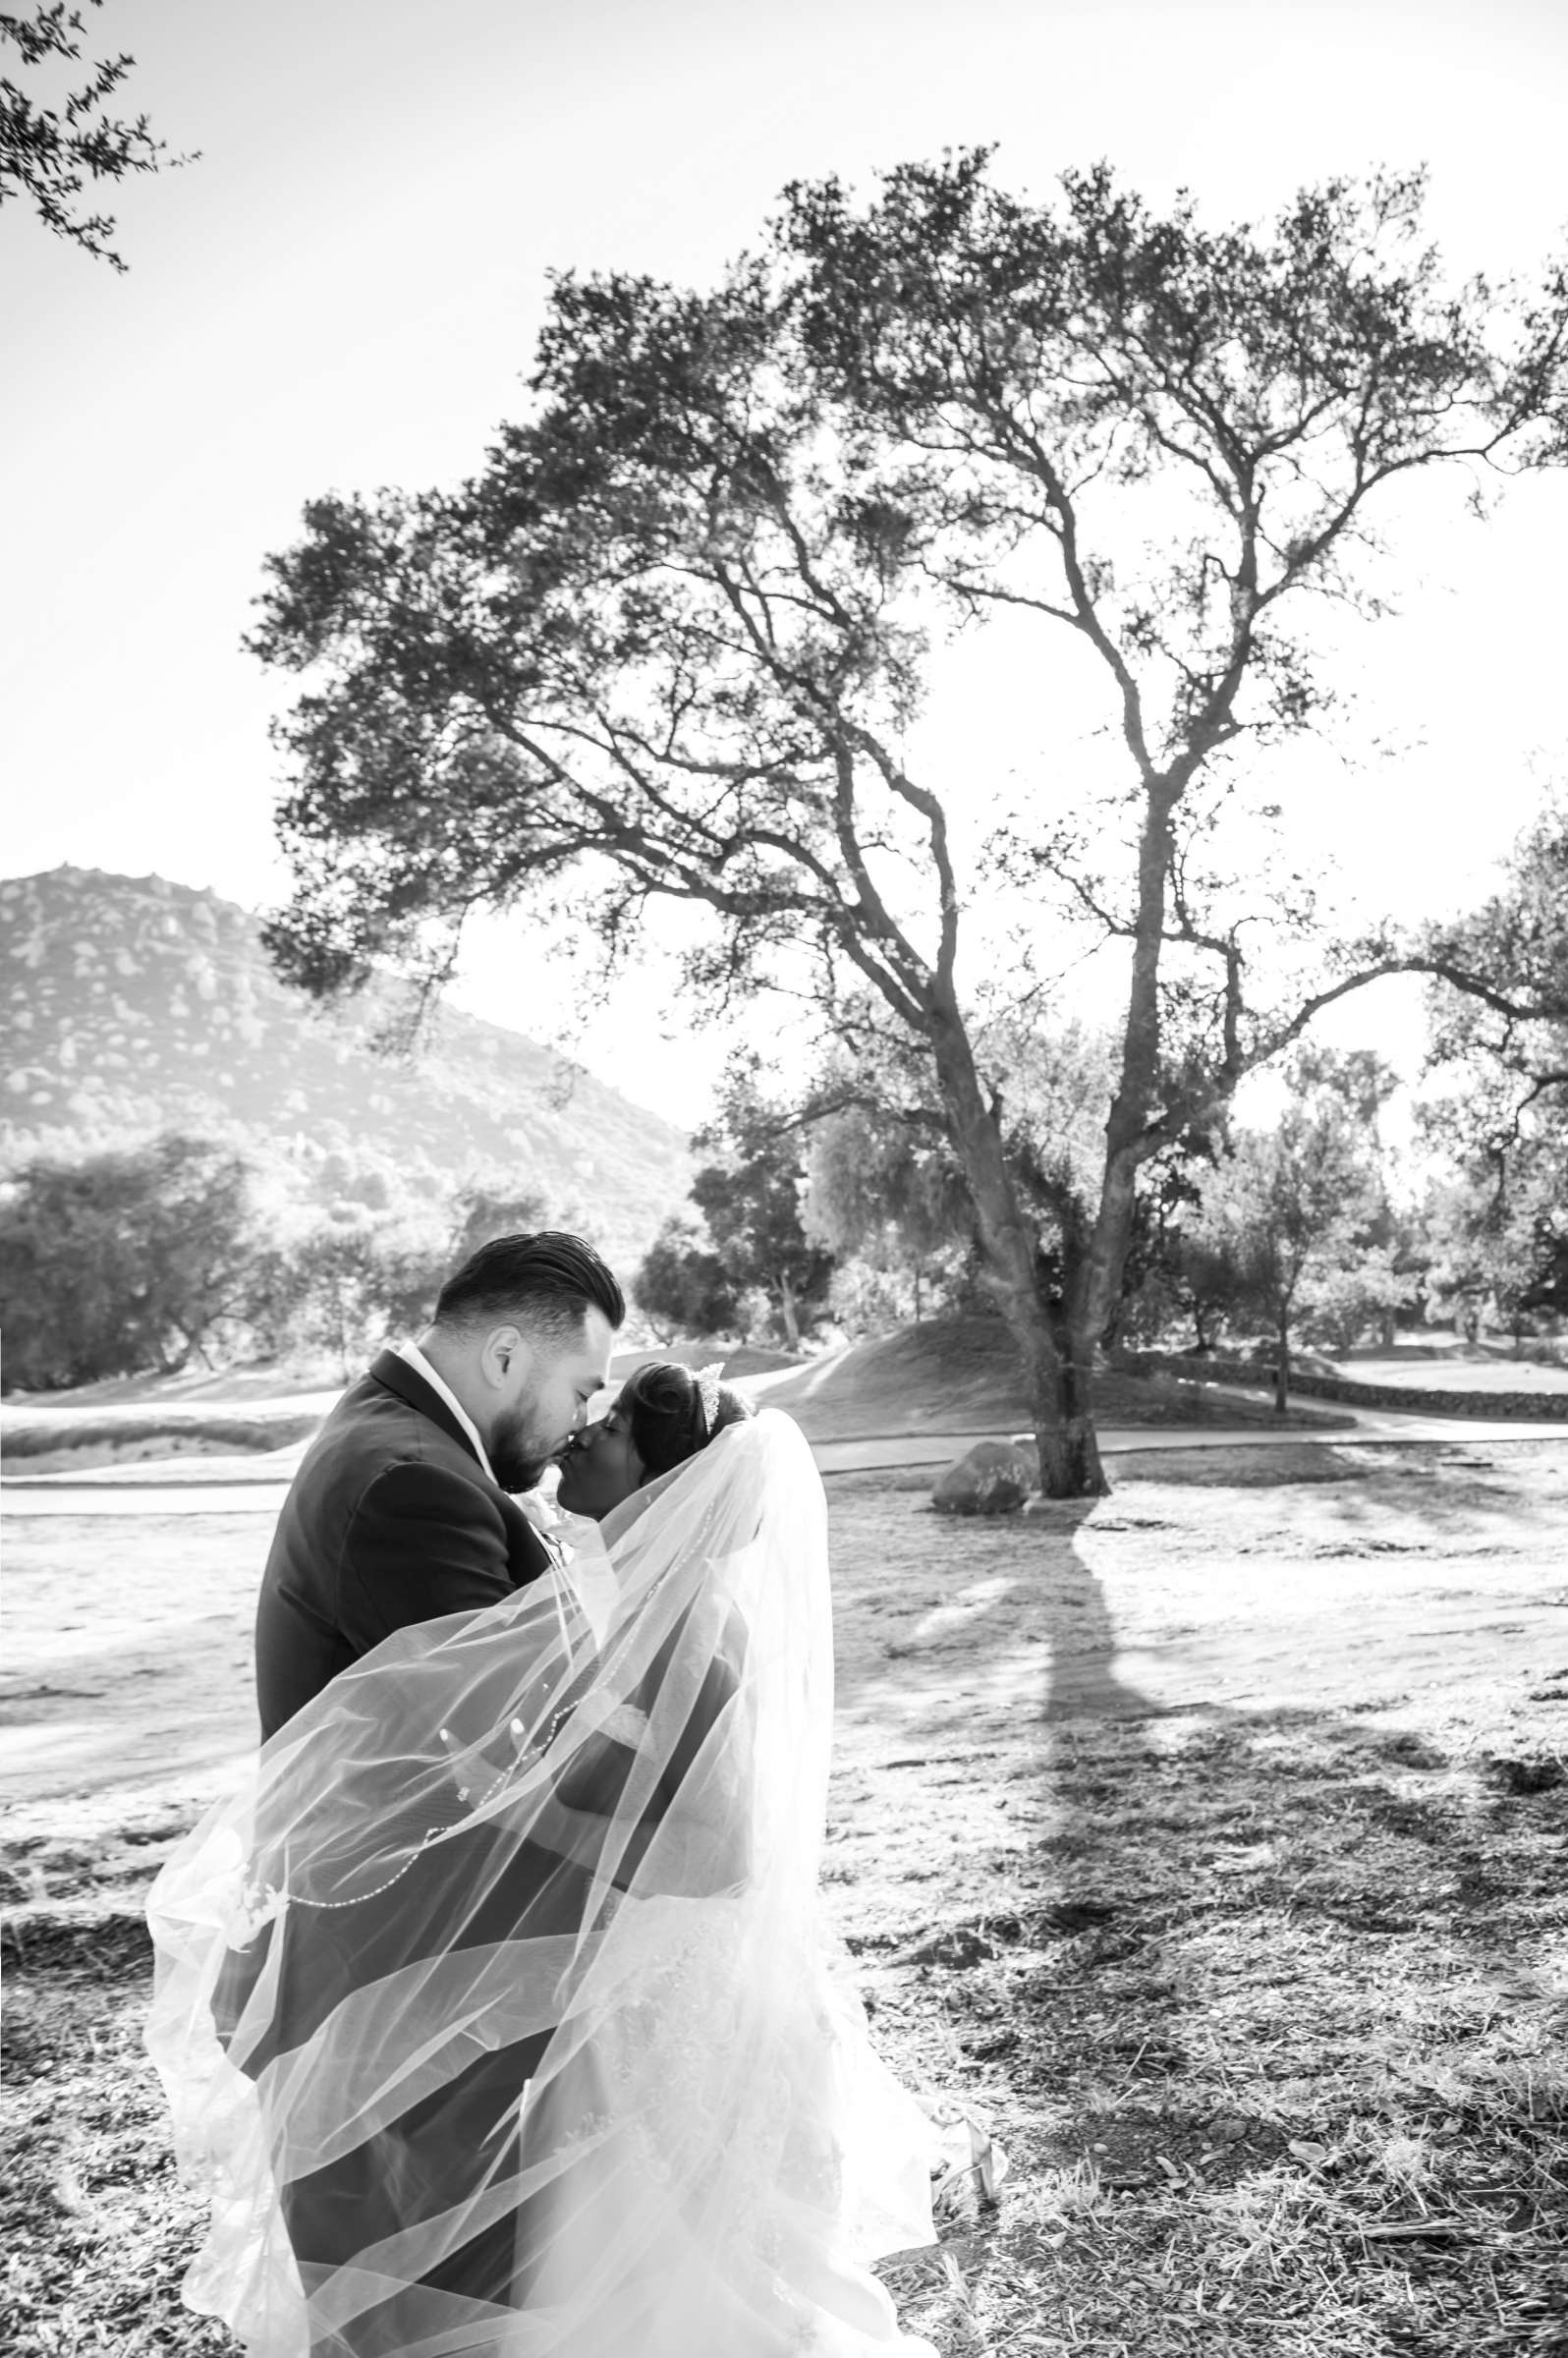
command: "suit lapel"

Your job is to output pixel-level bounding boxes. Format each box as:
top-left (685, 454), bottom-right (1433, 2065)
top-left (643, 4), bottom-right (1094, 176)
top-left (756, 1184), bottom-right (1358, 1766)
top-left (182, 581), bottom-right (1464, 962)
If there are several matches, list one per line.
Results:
top-left (367, 1348), bottom-right (486, 1471)
top-left (364, 1351), bottom-right (554, 1588)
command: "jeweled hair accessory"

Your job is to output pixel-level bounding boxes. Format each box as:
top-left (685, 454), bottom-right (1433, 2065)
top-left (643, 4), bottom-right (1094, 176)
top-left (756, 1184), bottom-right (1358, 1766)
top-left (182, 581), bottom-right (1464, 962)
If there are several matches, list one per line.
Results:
top-left (695, 1361), bottom-right (724, 1435)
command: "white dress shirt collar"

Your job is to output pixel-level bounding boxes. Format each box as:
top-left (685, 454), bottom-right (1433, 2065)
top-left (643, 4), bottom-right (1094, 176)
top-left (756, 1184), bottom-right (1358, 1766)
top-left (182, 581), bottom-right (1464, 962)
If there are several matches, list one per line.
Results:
top-left (393, 1340), bottom-right (496, 1485)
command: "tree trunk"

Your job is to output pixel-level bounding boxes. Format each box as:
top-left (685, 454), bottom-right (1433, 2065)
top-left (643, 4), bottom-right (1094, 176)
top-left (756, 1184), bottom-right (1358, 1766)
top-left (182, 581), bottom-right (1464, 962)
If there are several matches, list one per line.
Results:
top-left (1035, 1312), bottom-right (1107, 1495)
top-left (776, 1270), bottom-right (801, 1352)
top-left (923, 988), bottom-right (1108, 1495)
top-left (1041, 780), bottom-right (1185, 1487)
top-left (1274, 1316), bottom-right (1290, 1416)
top-left (913, 1263), bottom-right (923, 1324)
top-left (1071, 783), bottom-right (1182, 1344)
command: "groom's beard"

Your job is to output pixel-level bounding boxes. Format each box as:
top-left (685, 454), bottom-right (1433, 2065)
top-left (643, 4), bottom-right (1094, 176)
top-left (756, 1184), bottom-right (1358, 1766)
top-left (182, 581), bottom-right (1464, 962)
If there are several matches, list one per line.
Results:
top-left (488, 1400), bottom-right (559, 1495)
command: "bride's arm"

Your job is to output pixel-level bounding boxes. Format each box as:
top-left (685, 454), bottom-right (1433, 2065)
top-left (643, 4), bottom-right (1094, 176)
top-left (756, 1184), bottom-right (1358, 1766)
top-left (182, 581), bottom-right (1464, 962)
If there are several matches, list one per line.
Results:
top-left (531, 1603), bottom-right (750, 1890)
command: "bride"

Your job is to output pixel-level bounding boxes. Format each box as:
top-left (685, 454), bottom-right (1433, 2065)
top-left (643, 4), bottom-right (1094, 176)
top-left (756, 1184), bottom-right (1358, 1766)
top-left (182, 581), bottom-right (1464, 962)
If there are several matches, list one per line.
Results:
top-left (145, 1366), bottom-right (939, 2356)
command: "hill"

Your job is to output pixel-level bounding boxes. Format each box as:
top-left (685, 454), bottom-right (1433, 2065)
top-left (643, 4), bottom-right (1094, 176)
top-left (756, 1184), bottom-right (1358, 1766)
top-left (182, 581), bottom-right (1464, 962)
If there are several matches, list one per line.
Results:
top-left (758, 1317), bottom-right (1350, 1439)
top-left (0, 868), bottom-right (693, 1271)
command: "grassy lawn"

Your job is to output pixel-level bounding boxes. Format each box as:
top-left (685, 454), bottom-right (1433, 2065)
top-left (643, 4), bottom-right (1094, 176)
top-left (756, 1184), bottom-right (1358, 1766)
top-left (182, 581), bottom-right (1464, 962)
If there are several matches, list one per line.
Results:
top-left (4, 1442), bottom-right (1566, 2354)
top-left (1, 1319), bottom-right (1354, 1480)
top-left (763, 1319), bottom-right (1351, 1440)
top-left (1331, 1357), bottom-right (1568, 1396)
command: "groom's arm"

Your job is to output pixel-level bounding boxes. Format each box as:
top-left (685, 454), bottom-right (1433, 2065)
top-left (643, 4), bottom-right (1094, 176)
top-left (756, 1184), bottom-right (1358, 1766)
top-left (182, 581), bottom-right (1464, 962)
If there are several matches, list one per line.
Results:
top-left (337, 1459), bottom-right (549, 1655)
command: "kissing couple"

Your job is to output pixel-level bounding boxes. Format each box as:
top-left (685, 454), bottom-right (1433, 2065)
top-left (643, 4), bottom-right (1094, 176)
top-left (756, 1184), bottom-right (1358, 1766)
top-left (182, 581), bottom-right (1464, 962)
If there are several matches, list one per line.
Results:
top-left (145, 1230), bottom-right (940, 2355)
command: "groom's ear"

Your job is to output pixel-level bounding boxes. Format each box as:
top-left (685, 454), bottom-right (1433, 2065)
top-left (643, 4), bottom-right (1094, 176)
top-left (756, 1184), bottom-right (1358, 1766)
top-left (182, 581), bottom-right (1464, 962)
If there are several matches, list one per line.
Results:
top-left (478, 1322), bottom-right (529, 1390)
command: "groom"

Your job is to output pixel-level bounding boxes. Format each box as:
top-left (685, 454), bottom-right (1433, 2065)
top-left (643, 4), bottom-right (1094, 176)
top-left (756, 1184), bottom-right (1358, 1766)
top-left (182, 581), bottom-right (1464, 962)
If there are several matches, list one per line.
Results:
top-left (254, 1229), bottom-right (624, 1740)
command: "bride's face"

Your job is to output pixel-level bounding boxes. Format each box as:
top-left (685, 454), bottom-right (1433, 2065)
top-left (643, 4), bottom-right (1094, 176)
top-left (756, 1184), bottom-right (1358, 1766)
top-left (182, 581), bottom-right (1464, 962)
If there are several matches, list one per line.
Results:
top-left (555, 1385), bottom-right (647, 1521)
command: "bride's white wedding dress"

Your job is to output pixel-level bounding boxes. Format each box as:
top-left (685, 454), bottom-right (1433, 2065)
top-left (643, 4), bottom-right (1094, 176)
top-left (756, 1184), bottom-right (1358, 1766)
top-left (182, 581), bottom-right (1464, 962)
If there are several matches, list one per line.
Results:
top-left (145, 1410), bottom-right (938, 2356)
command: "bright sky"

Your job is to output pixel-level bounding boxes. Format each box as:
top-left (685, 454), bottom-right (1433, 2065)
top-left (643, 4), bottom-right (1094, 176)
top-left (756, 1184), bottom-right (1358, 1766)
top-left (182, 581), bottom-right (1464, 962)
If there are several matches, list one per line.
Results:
top-left (5, 0), bottom-right (1566, 1124)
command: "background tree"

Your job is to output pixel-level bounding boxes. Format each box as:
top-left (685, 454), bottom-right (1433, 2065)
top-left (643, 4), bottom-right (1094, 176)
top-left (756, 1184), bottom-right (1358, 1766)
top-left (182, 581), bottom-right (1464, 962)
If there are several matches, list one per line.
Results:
top-left (1422, 1160), bottom-right (1564, 1348)
top-left (268, 1224), bottom-right (385, 1377)
top-left (1111, 1145), bottom-right (1215, 1350)
top-left (0, 1132), bottom-right (259, 1389)
top-left (251, 156), bottom-right (1567, 1492)
top-left (633, 1217), bottom-right (743, 1343)
top-left (1295, 1246), bottom-right (1414, 1357)
top-left (1290, 1044), bottom-right (1412, 1350)
top-left (0, 1134), bottom-right (568, 1393)
top-left (446, 1181), bottom-right (550, 1263)
top-left (1182, 1055), bottom-right (1410, 1408)
top-left (689, 1083), bottom-right (834, 1350)
top-left (1, 1147), bottom-right (152, 1388)
top-left (805, 1100), bottom-right (972, 1325)
top-left (797, 1009), bottom-right (975, 1325)
top-left (799, 1010), bottom-right (1174, 1337)
top-left (1, 0), bottom-right (192, 269)
top-left (1171, 1224), bottom-right (1250, 1356)
top-left (1519, 1200), bottom-right (1568, 1326)
top-left (264, 1214), bottom-right (447, 1378)
top-left (1417, 788), bottom-right (1568, 1344)
top-left (1423, 791), bottom-right (1568, 1119)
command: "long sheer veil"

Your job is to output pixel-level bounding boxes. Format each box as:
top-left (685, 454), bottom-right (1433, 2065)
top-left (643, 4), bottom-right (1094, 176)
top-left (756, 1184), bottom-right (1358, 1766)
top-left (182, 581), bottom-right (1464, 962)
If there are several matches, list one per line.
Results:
top-left (145, 1409), bottom-right (938, 2356)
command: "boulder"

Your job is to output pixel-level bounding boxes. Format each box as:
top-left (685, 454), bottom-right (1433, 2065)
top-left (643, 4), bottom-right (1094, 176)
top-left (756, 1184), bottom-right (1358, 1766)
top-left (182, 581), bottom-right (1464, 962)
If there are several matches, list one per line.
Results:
top-left (930, 1439), bottom-right (1036, 1516)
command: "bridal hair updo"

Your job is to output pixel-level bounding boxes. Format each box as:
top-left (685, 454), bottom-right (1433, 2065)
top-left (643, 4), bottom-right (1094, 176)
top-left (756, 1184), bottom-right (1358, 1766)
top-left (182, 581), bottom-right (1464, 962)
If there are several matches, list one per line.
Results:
top-left (621, 1360), bottom-right (753, 1478)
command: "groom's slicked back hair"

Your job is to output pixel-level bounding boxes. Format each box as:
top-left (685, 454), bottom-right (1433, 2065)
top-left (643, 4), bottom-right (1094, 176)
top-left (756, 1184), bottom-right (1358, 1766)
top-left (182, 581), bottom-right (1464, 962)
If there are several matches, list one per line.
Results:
top-left (432, 1231), bottom-right (625, 1345)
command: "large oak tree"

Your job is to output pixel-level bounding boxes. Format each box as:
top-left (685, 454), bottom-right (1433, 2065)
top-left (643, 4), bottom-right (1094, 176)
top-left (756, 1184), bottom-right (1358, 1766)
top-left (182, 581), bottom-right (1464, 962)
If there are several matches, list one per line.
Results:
top-left (252, 155), bottom-right (1567, 1492)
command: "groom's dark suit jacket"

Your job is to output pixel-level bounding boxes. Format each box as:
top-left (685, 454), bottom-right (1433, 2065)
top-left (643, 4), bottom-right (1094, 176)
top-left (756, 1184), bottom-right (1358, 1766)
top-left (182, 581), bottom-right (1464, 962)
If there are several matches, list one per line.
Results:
top-left (253, 1348), bottom-right (552, 1741)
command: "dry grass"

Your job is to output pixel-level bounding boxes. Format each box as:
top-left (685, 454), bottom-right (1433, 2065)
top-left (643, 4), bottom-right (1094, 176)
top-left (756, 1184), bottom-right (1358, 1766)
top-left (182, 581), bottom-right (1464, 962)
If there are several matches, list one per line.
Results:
top-left (819, 1451), bottom-right (1568, 2356)
top-left (3, 1916), bottom-right (233, 2356)
top-left (858, 1708), bottom-right (1568, 2355)
top-left (4, 1442), bottom-right (1566, 2354)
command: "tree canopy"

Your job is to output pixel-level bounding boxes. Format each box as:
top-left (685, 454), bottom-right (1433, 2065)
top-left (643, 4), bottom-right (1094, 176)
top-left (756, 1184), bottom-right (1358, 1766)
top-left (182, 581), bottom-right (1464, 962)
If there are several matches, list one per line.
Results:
top-left (1416, 791), bottom-right (1568, 1333)
top-left (1423, 792), bottom-right (1568, 1148)
top-left (0, 1132), bottom-right (479, 1392)
top-left (252, 154), bottom-right (1568, 1492)
top-left (0, 1133), bottom-right (255, 1388)
top-left (447, 1181), bottom-right (551, 1264)
top-left (1, 1), bottom-right (192, 269)
top-left (1177, 1051), bottom-right (1411, 1404)
top-left (634, 1219), bottom-right (744, 1345)
top-left (687, 1082), bottom-right (834, 1348)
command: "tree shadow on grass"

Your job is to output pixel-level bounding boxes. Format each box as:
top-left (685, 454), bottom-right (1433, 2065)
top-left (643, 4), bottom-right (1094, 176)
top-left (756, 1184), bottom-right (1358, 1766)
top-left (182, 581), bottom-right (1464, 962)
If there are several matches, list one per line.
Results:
top-left (1036, 1504), bottom-right (1161, 1725)
top-left (830, 1474), bottom-right (1568, 2349)
top-left (947, 1618), bottom-right (1562, 2350)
